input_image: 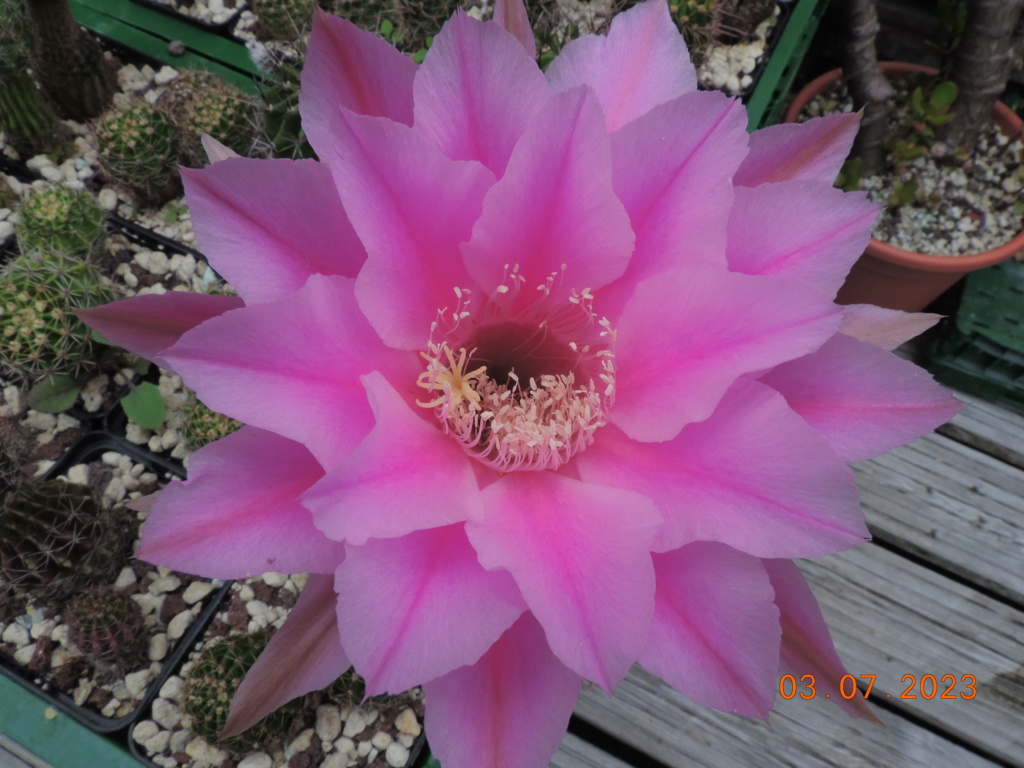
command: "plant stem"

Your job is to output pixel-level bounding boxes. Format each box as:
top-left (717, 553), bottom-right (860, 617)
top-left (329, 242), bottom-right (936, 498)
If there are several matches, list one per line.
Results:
top-left (840, 0), bottom-right (892, 174)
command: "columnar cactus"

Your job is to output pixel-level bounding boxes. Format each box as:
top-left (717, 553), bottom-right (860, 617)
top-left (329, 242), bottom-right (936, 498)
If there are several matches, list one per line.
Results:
top-left (94, 99), bottom-right (183, 209)
top-left (0, 0), bottom-right (69, 158)
top-left (0, 480), bottom-right (130, 597)
top-left (159, 70), bottom-right (257, 165)
top-left (184, 633), bottom-right (300, 745)
top-left (15, 185), bottom-right (107, 258)
top-left (65, 587), bottom-right (148, 668)
top-left (0, 251), bottom-right (112, 380)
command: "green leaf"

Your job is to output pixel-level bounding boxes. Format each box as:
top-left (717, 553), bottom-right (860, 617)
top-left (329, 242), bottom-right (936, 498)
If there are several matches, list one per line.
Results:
top-left (121, 382), bottom-right (166, 430)
top-left (27, 375), bottom-right (80, 413)
top-left (910, 87), bottom-right (925, 116)
top-left (928, 112), bottom-right (955, 126)
top-left (930, 81), bottom-right (958, 111)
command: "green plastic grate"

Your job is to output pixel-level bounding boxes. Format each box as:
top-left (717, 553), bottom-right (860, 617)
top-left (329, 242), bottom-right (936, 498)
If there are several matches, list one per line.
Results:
top-left (926, 258), bottom-right (1024, 411)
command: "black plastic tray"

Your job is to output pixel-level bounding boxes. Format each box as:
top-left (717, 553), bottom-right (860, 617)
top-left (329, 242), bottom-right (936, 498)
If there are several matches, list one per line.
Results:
top-left (0, 434), bottom-right (228, 735)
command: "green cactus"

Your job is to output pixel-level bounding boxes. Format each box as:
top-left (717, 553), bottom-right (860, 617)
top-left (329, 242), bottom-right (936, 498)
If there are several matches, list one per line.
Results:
top-left (0, 251), bottom-right (112, 381)
top-left (65, 587), bottom-right (148, 668)
top-left (253, 0), bottom-right (318, 40)
top-left (159, 70), bottom-right (258, 166)
top-left (0, 480), bottom-right (132, 598)
top-left (258, 59), bottom-right (314, 160)
top-left (15, 185), bottom-right (106, 259)
top-left (0, 0), bottom-right (71, 159)
top-left (183, 632), bottom-right (301, 746)
top-left (181, 390), bottom-right (242, 451)
top-left (94, 99), bottom-right (183, 209)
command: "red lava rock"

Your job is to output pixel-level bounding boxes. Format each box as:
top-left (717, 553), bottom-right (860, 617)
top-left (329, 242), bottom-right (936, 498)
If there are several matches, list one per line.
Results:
top-left (160, 593), bottom-right (188, 624)
top-left (27, 636), bottom-right (53, 673)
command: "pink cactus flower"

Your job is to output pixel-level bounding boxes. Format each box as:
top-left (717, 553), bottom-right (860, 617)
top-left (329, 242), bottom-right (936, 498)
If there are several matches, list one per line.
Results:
top-left (80, 1), bottom-right (961, 765)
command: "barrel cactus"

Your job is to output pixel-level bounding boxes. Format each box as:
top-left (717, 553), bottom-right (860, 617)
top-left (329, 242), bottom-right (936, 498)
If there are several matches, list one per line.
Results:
top-left (65, 587), bottom-right (148, 668)
top-left (0, 480), bottom-right (131, 598)
top-left (94, 99), bottom-right (183, 209)
top-left (252, 0), bottom-right (318, 40)
top-left (159, 70), bottom-right (257, 166)
top-left (181, 389), bottom-right (242, 451)
top-left (184, 632), bottom-right (300, 746)
top-left (15, 185), bottom-right (106, 259)
top-left (0, 251), bottom-right (112, 381)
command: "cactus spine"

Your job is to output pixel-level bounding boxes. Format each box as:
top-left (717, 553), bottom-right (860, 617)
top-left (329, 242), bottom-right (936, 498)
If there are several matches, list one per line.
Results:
top-left (181, 390), bottom-right (242, 451)
top-left (0, 251), bottom-right (112, 381)
top-left (65, 587), bottom-right (148, 668)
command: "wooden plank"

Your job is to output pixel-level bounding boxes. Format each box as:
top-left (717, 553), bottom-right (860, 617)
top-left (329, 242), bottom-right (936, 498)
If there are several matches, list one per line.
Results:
top-left (854, 432), bottom-right (1024, 605)
top-left (550, 733), bottom-right (632, 768)
top-left (938, 391), bottom-right (1024, 471)
top-left (575, 665), bottom-right (1001, 768)
top-left (800, 545), bottom-right (1024, 766)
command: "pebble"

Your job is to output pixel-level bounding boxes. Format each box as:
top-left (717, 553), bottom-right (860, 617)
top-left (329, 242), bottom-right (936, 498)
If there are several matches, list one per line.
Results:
top-left (343, 710), bottom-right (368, 738)
top-left (237, 755), bottom-right (272, 768)
top-left (30, 619), bottom-right (55, 640)
top-left (125, 667), bottom-right (155, 698)
top-left (262, 571), bottom-right (287, 587)
top-left (12, 646), bottom-right (34, 666)
top-left (73, 681), bottom-right (94, 707)
top-left (357, 741), bottom-right (372, 757)
top-left (154, 66), bottom-right (178, 85)
top-left (320, 754), bottom-right (347, 768)
top-left (285, 728), bottom-right (314, 757)
top-left (160, 675), bottom-right (184, 700)
top-left (372, 731), bottom-right (393, 750)
top-left (183, 581), bottom-right (215, 604)
top-left (66, 464), bottom-right (89, 485)
top-left (0, 221), bottom-right (14, 241)
top-left (98, 188), bottom-right (119, 210)
top-left (185, 737), bottom-right (228, 765)
top-left (385, 743), bottom-right (410, 767)
top-left (316, 705), bottom-right (342, 743)
top-left (148, 574), bottom-right (182, 594)
top-left (395, 708), bottom-right (421, 736)
top-left (51, 624), bottom-right (69, 646)
top-left (2, 623), bottom-right (29, 646)
top-left (148, 632), bottom-right (168, 661)
top-left (167, 609), bottom-right (193, 640)
top-left (133, 719), bottom-right (160, 745)
top-left (152, 697), bottom-right (181, 729)
top-left (143, 731), bottom-right (171, 754)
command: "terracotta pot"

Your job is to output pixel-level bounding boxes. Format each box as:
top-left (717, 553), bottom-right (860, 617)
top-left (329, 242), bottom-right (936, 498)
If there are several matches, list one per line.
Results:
top-left (785, 62), bottom-right (1024, 312)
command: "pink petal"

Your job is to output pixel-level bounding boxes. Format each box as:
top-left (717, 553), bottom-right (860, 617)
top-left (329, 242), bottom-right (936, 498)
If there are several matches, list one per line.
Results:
top-left (764, 559), bottom-right (880, 722)
top-left (546, 0), bottom-right (696, 132)
top-left (424, 612), bottom-right (581, 768)
top-left (734, 112), bottom-right (861, 187)
top-left (466, 472), bottom-right (660, 690)
top-left (726, 181), bottom-right (879, 297)
top-left (136, 427), bottom-right (342, 578)
top-left (493, 0), bottom-right (535, 56)
top-left (200, 134), bottom-right (238, 163)
top-left (335, 525), bottom-right (526, 695)
top-left (223, 574), bottom-right (351, 738)
top-left (462, 87), bottom-right (634, 301)
top-left (300, 8), bottom-right (417, 158)
top-left (599, 90), bottom-right (748, 319)
top-left (639, 544), bottom-right (779, 718)
top-left (414, 11), bottom-right (550, 175)
top-left (579, 380), bottom-right (868, 558)
top-left (329, 109), bottom-right (495, 350)
top-left (759, 333), bottom-right (963, 461)
top-left (839, 304), bottom-right (941, 350)
top-left (76, 293), bottom-right (243, 372)
top-left (163, 275), bottom-right (412, 469)
top-left (612, 266), bottom-right (841, 442)
top-left (181, 158), bottom-right (365, 304)
top-left (303, 372), bottom-right (484, 545)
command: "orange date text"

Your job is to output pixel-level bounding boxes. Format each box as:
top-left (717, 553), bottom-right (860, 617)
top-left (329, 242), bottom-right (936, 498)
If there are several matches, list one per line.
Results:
top-left (779, 674), bottom-right (977, 700)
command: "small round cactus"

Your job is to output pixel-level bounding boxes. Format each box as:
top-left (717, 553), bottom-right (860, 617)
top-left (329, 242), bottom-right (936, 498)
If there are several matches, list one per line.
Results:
top-left (94, 99), bottom-right (183, 209)
top-left (181, 389), bottom-right (242, 451)
top-left (65, 587), bottom-right (148, 668)
top-left (184, 632), bottom-right (300, 746)
top-left (15, 185), bottom-right (107, 259)
top-left (0, 480), bottom-right (131, 598)
top-left (159, 70), bottom-right (257, 166)
top-left (0, 251), bottom-right (112, 381)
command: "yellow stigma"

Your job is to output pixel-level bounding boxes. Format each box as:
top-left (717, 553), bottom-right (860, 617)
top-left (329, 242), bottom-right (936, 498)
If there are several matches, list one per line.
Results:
top-left (416, 345), bottom-right (487, 410)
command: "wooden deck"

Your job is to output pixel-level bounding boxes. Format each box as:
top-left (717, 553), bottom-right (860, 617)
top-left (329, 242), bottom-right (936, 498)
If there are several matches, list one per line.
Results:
top-left (554, 391), bottom-right (1024, 768)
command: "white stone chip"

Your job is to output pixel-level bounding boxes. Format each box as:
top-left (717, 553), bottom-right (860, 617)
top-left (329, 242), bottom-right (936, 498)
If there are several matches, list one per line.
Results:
top-left (125, 668), bottom-right (155, 698)
top-left (371, 731), bottom-right (392, 750)
top-left (183, 581), bottom-right (215, 604)
top-left (3, 623), bottom-right (29, 646)
top-left (133, 719), bottom-right (160, 745)
top-left (237, 754), bottom-right (273, 768)
top-left (343, 710), bottom-right (368, 738)
top-left (167, 609), bottom-right (193, 640)
top-left (316, 705), bottom-right (342, 743)
top-left (148, 632), bottom-right (168, 661)
top-left (386, 742), bottom-right (410, 767)
top-left (152, 697), bottom-right (181, 729)
top-left (394, 707), bottom-right (421, 736)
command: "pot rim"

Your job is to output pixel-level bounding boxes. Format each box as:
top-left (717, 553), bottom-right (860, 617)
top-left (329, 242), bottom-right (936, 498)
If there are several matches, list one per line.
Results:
top-left (784, 62), bottom-right (1024, 272)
